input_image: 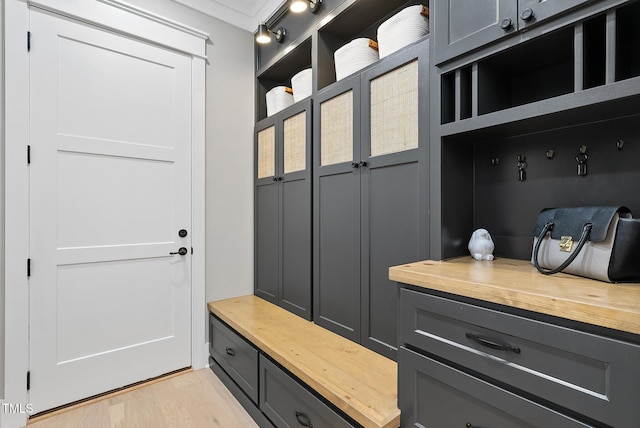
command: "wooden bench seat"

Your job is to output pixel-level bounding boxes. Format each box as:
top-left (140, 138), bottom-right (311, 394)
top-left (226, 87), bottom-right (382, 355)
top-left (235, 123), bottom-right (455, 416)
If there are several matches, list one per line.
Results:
top-left (208, 295), bottom-right (400, 428)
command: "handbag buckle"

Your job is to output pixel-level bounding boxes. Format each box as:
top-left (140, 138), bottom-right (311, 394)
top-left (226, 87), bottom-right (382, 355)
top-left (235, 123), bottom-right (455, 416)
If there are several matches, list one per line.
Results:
top-left (559, 236), bottom-right (573, 252)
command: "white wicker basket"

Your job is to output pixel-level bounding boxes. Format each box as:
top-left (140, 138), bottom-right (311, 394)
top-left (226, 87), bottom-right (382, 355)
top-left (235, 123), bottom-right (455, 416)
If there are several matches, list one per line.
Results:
top-left (377, 5), bottom-right (429, 58)
top-left (266, 86), bottom-right (294, 117)
top-left (334, 38), bottom-right (379, 81)
top-left (291, 68), bottom-right (312, 103)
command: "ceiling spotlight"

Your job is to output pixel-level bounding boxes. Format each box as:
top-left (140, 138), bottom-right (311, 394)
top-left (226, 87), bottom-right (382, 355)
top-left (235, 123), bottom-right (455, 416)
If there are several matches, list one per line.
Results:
top-left (255, 23), bottom-right (287, 44)
top-left (290, 0), bottom-right (308, 13)
top-left (256, 22), bottom-right (271, 44)
top-left (290, 0), bottom-right (322, 14)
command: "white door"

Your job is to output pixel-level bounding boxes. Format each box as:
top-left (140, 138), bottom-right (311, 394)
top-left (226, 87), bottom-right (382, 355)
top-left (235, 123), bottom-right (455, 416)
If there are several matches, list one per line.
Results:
top-left (29, 8), bottom-right (193, 413)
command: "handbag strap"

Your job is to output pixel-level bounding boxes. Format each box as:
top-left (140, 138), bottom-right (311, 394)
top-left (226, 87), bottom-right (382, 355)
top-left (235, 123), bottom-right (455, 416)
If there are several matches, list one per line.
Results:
top-left (533, 221), bottom-right (593, 275)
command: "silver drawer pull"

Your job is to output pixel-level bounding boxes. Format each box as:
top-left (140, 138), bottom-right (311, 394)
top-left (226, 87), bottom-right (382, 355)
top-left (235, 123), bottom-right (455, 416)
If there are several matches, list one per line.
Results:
top-left (466, 332), bottom-right (521, 354)
top-left (294, 410), bottom-right (313, 427)
top-left (225, 347), bottom-right (236, 356)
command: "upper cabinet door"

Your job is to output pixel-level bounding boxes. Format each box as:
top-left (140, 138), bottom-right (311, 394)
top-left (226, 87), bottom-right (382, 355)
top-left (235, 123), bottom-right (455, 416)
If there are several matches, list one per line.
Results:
top-left (434, 0), bottom-right (593, 65)
top-left (434, 0), bottom-right (517, 65)
top-left (517, 0), bottom-right (591, 29)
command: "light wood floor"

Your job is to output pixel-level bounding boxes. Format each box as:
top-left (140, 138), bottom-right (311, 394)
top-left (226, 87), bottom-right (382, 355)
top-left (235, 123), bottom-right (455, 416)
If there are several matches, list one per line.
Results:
top-left (27, 369), bottom-right (258, 428)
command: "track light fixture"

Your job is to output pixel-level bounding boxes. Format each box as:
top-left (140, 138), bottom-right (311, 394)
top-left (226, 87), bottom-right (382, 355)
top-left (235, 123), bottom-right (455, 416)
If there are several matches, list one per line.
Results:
top-left (290, 0), bottom-right (322, 14)
top-left (255, 22), bottom-right (286, 44)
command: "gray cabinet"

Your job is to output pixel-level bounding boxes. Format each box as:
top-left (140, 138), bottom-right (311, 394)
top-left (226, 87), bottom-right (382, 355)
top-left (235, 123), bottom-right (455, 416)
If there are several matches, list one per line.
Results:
top-left (398, 288), bottom-right (640, 427)
top-left (434, 1), bottom-right (640, 260)
top-left (255, 100), bottom-right (313, 320)
top-left (399, 347), bottom-right (591, 427)
top-left (259, 355), bottom-right (354, 428)
top-left (314, 41), bottom-right (429, 359)
top-left (313, 75), bottom-right (363, 344)
top-left (209, 314), bottom-right (260, 404)
top-left (209, 313), bottom-right (359, 428)
top-left (433, 0), bottom-right (591, 64)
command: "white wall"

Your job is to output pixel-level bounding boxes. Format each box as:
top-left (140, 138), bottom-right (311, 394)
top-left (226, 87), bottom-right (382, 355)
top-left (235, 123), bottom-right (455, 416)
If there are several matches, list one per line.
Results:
top-left (1, 0), bottom-right (5, 401)
top-left (116, 0), bottom-right (256, 303)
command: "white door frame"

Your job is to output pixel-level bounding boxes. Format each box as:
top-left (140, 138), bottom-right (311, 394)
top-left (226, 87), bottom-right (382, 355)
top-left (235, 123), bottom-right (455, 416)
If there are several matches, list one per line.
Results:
top-left (2, 1), bottom-right (208, 426)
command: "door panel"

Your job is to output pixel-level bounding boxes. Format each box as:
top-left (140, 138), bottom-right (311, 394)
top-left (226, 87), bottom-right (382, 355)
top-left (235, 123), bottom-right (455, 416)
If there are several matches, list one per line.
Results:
top-left (314, 80), bottom-right (362, 342)
top-left (361, 160), bottom-right (420, 358)
top-left (56, 34), bottom-right (176, 146)
top-left (56, 258), bottom-right (180, 363)
top-left (433, 0), bottom-right (517, 64)
top-left (518, 0), bottom-right (590, 29)
top-left (57, 151), bottom-right (175, 248)
top-left (29, 9), bottom-right (192, 413)
top-left (316, 171), bottom-right (361, 340)
top-left (281, 178), bottom-right (311, 319)
top-left (255, 183), bottom-right (279, 302)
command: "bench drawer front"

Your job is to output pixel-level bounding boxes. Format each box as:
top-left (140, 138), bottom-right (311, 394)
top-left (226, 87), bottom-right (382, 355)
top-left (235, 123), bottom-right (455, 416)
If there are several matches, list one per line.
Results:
top-left (210, 314), bottom-right (259, 404)
top-left (399, 346), bottom-right (591, 427)
top-left (399, 288), bottom-right (640, 427)
top-left (259, 354), bottom-right (353, 428)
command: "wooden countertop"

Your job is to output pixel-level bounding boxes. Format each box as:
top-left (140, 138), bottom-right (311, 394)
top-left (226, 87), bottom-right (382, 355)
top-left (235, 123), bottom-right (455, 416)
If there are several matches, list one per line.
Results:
top-left (208, 295), bottom-right (400, 428)
top-left (389, 257), bottom-right (640, 336)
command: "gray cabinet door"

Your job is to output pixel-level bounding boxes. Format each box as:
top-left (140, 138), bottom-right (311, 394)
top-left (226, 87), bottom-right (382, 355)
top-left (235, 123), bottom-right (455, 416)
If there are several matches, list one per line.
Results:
top-left (279, 102), bottom-right (312, 320)
top-left (259, 354), bottom-right (354, 428)
top-left (314, 77), bottom-right (362, 342)
top-left (434, 0), bottom-right (593, 64)
top-left (433, 0), bottom-right (517, 64)
top-left (255, 101), bottom-right (313, 319)
top-left (255, 121), bottom-right (279, 303)
top-left (210, 315), bottom-right (260, 404)
top-left (399, 346), bottom-right (591, 427)
top-left (359, 44), bottom-right (430, 360)
top-left (518, 0), bottom-right (591, 29)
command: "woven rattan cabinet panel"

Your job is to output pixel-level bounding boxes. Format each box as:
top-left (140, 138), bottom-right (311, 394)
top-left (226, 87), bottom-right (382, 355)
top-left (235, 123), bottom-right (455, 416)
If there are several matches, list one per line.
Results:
top-left (257, 126), bottom-right (276, 179)
top-left (314, 40), bottom-right (430, 360)
top-left (370, 60), bottom-right (419, 157)
top-left (283, 111), bottom-right (307, 174)
top-left (320, 90), bottom-right (354, 166)
top-left (255, 100), bottom-right (312, 320)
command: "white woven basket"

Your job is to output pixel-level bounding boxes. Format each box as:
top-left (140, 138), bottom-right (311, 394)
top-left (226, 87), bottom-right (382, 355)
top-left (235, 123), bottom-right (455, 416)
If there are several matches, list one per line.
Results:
top-left (291, 68), bottom-right (312, 103)
top-left (377, 5), bottom-right (429, 58)
top-left (334, 38), bottom-right (379, 81)
top-left (266, 86), bottom-right (294, 117)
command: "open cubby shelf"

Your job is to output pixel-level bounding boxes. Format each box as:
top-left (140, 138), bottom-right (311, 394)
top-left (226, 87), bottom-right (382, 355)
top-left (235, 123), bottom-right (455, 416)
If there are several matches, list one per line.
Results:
top-left (255, 0), bottom-right (429, 121)
top-left (256, 38), bottom-right (312, 121)
top-left (478, 27), bottom-right (575, 115)
top-left (440, 112), bottom-right (640, 261)
top-left (440, 1), bottom-right (640, 129)
top-left (616, 1), bottom-right (640, 81)
top-left (317, 0), bottom-right (424, 90)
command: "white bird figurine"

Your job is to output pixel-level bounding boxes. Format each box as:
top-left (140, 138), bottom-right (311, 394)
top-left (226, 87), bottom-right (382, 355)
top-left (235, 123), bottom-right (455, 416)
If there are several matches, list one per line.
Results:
top-left (468, 228), bottom-right (495, 261)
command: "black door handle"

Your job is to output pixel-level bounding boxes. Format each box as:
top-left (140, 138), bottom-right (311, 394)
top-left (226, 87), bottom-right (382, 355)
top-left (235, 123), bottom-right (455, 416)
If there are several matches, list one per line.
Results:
top-left (170, 247), bottom-right (188, 256)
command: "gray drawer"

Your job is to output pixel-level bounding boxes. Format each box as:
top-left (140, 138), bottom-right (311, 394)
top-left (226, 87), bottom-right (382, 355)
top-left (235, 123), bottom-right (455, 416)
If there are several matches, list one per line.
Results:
top-left (210, 314), bottom-right (259, 404)
top-left (399, 346), bottom-right (591, 427)
top-left (259, 354), bottom-right (354, 428)
top-left (399, 288), bottom-right (640, 428)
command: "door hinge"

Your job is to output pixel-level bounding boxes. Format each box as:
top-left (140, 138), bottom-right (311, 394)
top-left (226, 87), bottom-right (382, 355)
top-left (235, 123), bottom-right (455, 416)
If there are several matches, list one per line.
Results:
top-left (27, 145), bottom-right (31, 164)
top-left (27, 258), bottom-right (31, 277)
top-left (191, 247), bottom-right (194, 255)
top-left (27, 31), bottom-right (31, 52)
top-left (27, 371), bottom-right (31, 391)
